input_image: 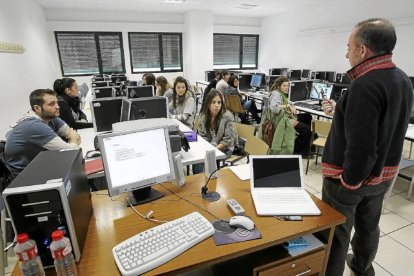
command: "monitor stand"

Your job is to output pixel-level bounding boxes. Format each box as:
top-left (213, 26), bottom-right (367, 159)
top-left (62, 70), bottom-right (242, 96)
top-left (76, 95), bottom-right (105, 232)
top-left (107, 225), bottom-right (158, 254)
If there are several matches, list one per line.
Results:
top-left (126, 187), bottom-right (164, 206)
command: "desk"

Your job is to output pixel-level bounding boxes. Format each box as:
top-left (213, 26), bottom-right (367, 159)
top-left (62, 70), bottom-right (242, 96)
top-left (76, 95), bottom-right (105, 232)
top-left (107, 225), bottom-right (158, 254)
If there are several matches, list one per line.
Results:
top-left (294, 104), bottom-right (332, 119)
top-left (12, 169), bottom-right (345, 275)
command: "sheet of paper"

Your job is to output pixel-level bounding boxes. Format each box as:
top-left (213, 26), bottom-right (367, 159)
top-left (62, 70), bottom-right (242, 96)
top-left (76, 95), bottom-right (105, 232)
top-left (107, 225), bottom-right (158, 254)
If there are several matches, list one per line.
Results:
top-left (228, 164), bottom-right (250, 180)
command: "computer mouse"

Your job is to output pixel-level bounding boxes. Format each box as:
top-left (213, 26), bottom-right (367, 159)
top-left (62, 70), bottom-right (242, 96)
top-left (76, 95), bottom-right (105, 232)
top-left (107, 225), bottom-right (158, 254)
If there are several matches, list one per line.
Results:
top-left (229, 216), bottom-right (255, 231)
top-left (86, 151), bottom-right (101, 159)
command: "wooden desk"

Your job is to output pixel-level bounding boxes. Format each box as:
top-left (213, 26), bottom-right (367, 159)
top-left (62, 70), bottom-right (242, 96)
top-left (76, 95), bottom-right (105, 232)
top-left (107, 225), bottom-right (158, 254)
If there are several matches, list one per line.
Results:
top-left (12, 169), bottom-right (345, 276)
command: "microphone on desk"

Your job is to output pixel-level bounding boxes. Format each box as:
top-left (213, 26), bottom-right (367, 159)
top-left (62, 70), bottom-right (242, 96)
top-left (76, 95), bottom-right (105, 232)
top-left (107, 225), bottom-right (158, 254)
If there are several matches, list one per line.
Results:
top-left (201, 167), bottom-right (221, 202)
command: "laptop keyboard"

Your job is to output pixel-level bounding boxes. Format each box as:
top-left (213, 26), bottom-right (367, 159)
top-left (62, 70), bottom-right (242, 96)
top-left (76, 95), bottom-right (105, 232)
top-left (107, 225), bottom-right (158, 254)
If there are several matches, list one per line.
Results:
top-left (294, 102), bottom-right (323, 111)
top-left (256, 192), bottom-right (308, 204)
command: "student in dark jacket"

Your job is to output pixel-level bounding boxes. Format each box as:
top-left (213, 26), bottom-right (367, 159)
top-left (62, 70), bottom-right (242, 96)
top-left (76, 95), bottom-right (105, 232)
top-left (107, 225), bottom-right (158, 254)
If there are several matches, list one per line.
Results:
top-left (53, 78), bottom-right (93, 130)
top-left (201, 70), bottom-right (221, 112)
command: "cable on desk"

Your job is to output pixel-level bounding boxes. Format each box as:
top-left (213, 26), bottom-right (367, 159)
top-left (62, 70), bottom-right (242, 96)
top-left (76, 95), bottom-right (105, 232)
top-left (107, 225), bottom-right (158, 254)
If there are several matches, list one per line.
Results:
top-left (124, 194), bottom-right (169, 224)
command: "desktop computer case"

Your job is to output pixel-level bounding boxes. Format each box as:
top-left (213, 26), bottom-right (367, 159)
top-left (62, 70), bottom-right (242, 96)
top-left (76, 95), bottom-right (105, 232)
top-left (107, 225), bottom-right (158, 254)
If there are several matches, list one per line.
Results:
top-left (2, 149), bottom-right (93, 267)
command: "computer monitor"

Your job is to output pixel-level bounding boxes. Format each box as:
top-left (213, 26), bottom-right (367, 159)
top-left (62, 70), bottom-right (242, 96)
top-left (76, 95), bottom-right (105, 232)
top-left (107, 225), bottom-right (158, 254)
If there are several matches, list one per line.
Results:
top-left (112, 86), bottom-right (123, 97)
top-left (325, 71), bottom-right (336, 82)
top-left (90, 97), bottom-right (123, 132)
top-left (331, 83), bottom-right (349, 101)
top-left (301, 69), bottom-right (311, 79)
top-left (314, 72), bottom-right (327, 80)
top-left (93, 87), bottom-right (115, 99)
top-left (98, 126), bottom-right (175, 205)
top-left (205, 70), bottom-right (216, 82)
top-left (91, 81), bottom-right (111, 88)
top-left (120, 96), bottom-right (168, 122)
top-left (250, 73), bottom-right (263, 89)
top-left (289, 81), bottom-right (308, 102)
top-left (289, 70), bottom-right (302, 80)
top-left (111, 75), bottom-right (127, 85)
top-left (309, 82), bottom-right (333, 101)
top-left (269, 68), bottom-right (288, 77)
top-left (237, 73), bottom-right (252, 90)
top-left (127, 86), bottom-right (154, 98)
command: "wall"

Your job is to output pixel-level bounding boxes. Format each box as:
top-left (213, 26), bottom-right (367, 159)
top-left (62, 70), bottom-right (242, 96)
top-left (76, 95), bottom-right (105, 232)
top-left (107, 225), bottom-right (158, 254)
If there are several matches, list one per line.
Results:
top-left (0, 0), bottom-right (58, 138)
top-left (259, 0), bottom-right (414, 76)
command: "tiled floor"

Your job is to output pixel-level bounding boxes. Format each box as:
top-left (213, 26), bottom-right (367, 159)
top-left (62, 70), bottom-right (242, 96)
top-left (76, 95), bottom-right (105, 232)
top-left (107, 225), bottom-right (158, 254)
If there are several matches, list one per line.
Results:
top-left (4, 142), bottom-right (414, 275)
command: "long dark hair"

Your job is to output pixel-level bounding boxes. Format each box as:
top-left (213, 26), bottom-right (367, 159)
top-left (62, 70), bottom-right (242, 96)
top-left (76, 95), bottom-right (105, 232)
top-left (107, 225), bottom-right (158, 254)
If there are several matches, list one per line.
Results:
top-left (172, 77), bottom-right (190, 108)
top-left (227, 75), bottom-right (239, 88)
top-left (270, 76), bottom-right (289, 92)
top-left (202, 89), bottom-right (226, 131)
top-left (53, 78), bottom-right (76, 96)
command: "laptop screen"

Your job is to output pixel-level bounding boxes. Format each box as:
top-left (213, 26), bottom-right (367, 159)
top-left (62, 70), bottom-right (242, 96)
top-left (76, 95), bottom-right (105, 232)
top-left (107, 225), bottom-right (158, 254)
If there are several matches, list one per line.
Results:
top-left (252, 156), bottom-right (302, 188)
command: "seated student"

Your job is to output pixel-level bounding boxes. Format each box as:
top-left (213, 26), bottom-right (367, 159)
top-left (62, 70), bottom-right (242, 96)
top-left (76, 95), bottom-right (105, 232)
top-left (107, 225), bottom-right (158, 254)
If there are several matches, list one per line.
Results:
top-left (201, 70), bottom-right (221, 112)
top-left (156, 76), bottom-right (173, 103)
top-left (53, 78), bottom-right (93, 130)
top-left (143, 73), bottom-right (156, 92)
top-left (260, 76), bottom-right (311, 156)
top-left (193, 89), bottom-right (237, 174)
top-left (223, 75), bottom-right (261, 124)
top-left (215, 70), bottom-right (230, 93)
top-left (5, 89), bottom-right (81, 177)
top-left (169, 77), bottom-right (196, 128)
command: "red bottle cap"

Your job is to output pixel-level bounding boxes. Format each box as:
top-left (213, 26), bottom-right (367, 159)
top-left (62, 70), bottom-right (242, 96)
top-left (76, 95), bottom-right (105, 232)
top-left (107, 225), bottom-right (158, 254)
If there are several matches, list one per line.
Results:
top-left (17, 233), bottom-right (28, 243)
top-left (52, 230), bottom-right (64, 241)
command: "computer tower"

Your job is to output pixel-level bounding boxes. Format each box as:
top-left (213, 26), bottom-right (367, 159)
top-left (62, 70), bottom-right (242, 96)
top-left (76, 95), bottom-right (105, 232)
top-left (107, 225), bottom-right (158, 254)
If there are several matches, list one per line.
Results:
top-left (2, 149), bottom-right (92, 267)
top-left (91, 97), bottom-right (123, 132)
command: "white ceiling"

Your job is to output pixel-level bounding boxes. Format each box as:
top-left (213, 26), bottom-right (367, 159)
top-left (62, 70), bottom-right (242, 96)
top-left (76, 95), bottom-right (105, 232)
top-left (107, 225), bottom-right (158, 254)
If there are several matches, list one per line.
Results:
top-left (36, 0), bottom-right (334, 18)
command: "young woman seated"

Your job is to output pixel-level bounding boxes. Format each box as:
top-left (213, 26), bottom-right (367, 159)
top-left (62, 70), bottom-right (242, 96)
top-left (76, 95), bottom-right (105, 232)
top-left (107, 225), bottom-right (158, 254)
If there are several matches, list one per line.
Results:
top-left (168, 77), bottom-right (195, 128)
top-left (156, 76), bottom-right (173, 103)
top-left (223, 75), bottom-right (261, 124)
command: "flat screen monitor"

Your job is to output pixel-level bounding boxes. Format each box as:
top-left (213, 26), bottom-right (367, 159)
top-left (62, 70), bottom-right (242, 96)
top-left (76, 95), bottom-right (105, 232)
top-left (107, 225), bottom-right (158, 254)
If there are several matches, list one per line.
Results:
top-left (331, 84), bottom-right (349, 101)
top-left (238, 73), bottom-right (252, 90)
top-left (111, 75), bottom-right (127, 84)
top-left (325, 71), bottom-right (336, 82)
top-left (314, 71), bottom-right (327, 80)
top-left (92, 81), bottom-right (111, 88)
top-left (205, 70), bottom-right (216, 82)
top-left (289, 81), bottom-right (308, 102)
top-left (309, 82), bottom-right (333, 101)
top-left (269, 68), bottom-right (288, 77)
top-left (127, 86), bottom-right (154, 98)
top-left (120, 96), bottom-right (168, 121)
top-left (289, 70), bottom-right (302, 80)
top-left (93, 87), bottom-right (114, 99)
top-left (301, 69), bottom-right (310, 79)
top-left (91, 97), bottom-right (122, 132)
top-left (98, 126), bottom-right (175, 205)
top-left (250, 74), bottom-right (263, 88)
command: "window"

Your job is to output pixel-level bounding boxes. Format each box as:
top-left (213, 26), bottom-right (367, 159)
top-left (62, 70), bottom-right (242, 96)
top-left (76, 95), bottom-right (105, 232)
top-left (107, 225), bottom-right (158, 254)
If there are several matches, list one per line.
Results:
top-left (55, 32), bottom-right (125, 76)
top-left (128, 32), bottom-right (183, 73)
top-left (213, 34), bottom-right (259, 69)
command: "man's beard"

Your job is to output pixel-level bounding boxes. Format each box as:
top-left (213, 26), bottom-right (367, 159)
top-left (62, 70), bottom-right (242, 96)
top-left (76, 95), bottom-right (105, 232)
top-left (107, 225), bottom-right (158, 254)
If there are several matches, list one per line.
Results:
top-left (40, 107), bottom-right (59, 120)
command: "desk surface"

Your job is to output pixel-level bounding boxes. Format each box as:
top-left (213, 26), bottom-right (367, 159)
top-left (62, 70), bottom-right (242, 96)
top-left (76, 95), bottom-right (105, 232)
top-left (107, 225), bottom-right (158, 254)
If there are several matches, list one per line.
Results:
top-left (13, 169), bottom-right (345, 276)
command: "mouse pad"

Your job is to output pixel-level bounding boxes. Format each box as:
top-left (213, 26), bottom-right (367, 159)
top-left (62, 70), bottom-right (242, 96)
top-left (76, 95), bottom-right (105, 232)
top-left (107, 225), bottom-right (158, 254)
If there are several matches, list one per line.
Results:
top-left (211, 220), bottom-right (262, 246)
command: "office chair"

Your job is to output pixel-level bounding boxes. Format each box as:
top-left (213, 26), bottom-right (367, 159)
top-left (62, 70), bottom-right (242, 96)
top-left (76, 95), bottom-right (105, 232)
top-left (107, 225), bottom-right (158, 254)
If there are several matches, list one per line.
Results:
top-left (225, 95), bottom-right (251, 124)
top-left (227, 134), bottom-right (269, 166)
top-left (306, 120), bottom-right (332, 174)
top-left (226, 123), bottom-right (256, 165)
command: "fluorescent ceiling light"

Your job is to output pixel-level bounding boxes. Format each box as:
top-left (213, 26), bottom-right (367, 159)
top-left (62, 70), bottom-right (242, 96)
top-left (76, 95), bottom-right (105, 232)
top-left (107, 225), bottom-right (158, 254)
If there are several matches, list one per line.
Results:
top-left (163, 0), bottom-right (185, 4)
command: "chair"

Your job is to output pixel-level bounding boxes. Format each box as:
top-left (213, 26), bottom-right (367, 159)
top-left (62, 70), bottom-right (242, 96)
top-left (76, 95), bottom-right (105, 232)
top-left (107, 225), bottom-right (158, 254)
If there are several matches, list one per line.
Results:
top-left (306, 120), bottom-right (332, 174)
top-left (227, 135), bottom-right (269, 165)
top-left (225, 95), bottom-right (251, 124)
top-left (193, 113), bottom-right (201, 131)
top-left (226, 123), bottom-right (256, 165)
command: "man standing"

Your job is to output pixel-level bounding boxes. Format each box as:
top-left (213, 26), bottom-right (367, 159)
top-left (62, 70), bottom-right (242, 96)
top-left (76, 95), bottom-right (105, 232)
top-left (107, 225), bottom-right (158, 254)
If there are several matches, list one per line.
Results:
top-left (5, 89), bottom-right (81, 177)
top-left (321, 18), bottom-right (413, 275)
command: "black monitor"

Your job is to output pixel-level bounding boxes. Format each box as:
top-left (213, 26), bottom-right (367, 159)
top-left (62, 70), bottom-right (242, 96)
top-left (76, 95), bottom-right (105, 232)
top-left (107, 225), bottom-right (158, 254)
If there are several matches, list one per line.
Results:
top-left (325, 71), bottom-right (336, 82)
top-left (111, 75), bottom-right (127, 85)
top-left (335, 73), bottom-right (343, 83)
top-left (91, 97), bottom-right (122, 132)
top-left (289, 81), bottom-right (308, 102)
top-left (315, 71), bottom-right (327, 80)
top-left (237, 73), bottom-right (252, 90)
top-left (127, 86), bottom-right (154, 98)
top-left (250, 73), bottom-right (265, 89)
top-left (98, 126), bottom-right (175, 205)
top-left (92, 81), bottom-right (111, 88)
top-left (301, 69), bottom-right (311, 79)
top-left (289, 70), bottom-right (302, 80)
top-left (205, 70), bottom-right (216, 82)
top-left (309, 82), bottom-right (333, 101)
top-left (331, 83), bottom-right (349, 101)
top-left (111, 86), bottom-right (123, 97)
top-left (120, 97), bottom-right (168, 121)
top-left (269, 68), bottom-right (288, 77)
top-left (93, 87), bottom-right (114, 99)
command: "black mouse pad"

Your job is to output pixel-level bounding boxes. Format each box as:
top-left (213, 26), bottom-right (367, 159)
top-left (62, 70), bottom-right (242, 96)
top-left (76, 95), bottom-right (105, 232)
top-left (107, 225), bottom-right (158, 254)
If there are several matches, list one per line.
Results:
top-left (211, 220), bottom-right (262, 246)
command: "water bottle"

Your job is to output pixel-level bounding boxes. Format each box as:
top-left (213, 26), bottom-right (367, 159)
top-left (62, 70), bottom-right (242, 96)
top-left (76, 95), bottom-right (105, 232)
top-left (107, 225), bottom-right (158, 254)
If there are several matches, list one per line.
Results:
top-left (50, 230), bottom-right (77, 276)
top-left (14, 233), bottom-right (45, 276)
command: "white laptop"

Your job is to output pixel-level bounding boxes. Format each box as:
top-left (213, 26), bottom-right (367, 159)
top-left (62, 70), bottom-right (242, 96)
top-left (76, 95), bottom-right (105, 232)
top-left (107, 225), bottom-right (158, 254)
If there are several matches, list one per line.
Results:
top-left (250, 155), bottom-right (321, 216)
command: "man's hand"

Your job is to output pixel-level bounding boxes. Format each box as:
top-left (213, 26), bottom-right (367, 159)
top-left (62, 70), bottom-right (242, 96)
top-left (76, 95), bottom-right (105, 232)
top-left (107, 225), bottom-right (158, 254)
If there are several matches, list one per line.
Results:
top-left (322, 99), bottom-right (336, 116)
top-left (67, 128), bottom-right (81, 145)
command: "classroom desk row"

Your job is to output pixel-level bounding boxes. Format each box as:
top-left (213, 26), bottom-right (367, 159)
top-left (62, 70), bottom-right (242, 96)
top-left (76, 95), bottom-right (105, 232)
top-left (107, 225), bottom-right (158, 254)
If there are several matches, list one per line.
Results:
top-left (12, 169), bottom-right (345, 276)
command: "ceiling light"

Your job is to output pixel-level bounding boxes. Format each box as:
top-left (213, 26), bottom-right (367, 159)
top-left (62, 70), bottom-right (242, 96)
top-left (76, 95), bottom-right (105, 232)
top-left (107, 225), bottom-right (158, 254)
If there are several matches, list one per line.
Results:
top-left (163, 0), bottom-right (185, 4)
top-left (240, 4), bottom-right (258, 8)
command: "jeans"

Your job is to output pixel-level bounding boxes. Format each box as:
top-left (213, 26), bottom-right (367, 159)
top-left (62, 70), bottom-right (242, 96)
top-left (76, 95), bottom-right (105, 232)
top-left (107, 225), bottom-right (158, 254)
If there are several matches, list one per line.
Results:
top-left (322, 177), bottom-right (391, 276)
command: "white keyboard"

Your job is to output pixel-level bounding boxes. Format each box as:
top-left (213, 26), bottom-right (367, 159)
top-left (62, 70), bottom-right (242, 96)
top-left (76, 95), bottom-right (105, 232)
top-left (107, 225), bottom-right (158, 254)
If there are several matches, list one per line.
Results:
top-left (112, 212), bottom-right (215, 276)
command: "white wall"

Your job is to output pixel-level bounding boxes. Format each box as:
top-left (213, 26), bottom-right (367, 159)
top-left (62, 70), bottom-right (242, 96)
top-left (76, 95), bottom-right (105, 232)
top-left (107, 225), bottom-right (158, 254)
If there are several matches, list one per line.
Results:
top-left (0, 0), bottom-right (57, 138)
top-left (259, 0), bottom-right (414, 76)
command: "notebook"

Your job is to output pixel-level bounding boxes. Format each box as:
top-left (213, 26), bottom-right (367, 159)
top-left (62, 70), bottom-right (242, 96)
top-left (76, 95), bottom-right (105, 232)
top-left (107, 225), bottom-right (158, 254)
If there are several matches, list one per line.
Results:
top-left (250, 155), bottom-right (321, 216)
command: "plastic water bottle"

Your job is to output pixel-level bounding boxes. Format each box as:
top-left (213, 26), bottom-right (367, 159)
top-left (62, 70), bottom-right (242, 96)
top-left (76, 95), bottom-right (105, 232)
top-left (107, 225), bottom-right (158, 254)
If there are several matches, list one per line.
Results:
top-left (50, 230), bottom-right (77, 276)
top-left (14, 233), bottom-right (45, 276)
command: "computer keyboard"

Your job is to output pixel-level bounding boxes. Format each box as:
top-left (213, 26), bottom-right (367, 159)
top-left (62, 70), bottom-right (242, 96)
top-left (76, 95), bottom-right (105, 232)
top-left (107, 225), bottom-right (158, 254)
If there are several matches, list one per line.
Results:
top-left (112, 211), bottom-right (215, 276)
top-left (294, 101), bottom-right (323, 111)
